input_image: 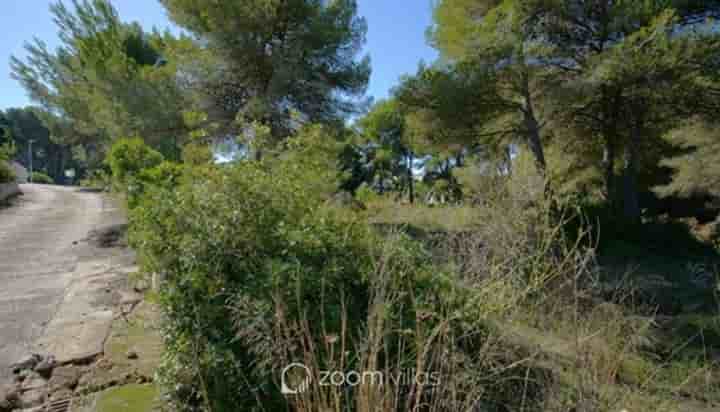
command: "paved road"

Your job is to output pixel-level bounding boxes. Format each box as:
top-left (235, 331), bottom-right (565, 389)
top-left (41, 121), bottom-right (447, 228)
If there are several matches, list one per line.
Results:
top-left (0, 184), bottom-right (105, 380)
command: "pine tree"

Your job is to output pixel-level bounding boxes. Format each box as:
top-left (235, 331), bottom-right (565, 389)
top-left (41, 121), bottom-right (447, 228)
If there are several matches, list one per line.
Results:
top-left (429, 0), bottom-right (560, 177)
top-left (11, 0), bottom-right (188, 156)
top-left (533, 1), bottom-right (720, 221)
top-left (160, 0), bottom-right (371, 150)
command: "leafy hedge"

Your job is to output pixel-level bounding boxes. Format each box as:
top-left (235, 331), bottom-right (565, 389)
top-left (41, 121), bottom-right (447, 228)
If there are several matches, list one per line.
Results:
top-left (0, 162), bottom-right (15, 184)
top-left (31, 172), bottom-right (54, 184)
top-left (130, 159), bottom-right (381, 410)
top-left (106, 138), bottom-right (182, 207)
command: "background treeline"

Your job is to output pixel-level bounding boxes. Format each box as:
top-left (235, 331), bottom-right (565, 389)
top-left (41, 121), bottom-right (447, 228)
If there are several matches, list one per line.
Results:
top-left (11, 1), bottom-right (720, 411)
top-left (0, 107), bottom-right (81, 184)
top-left (12, 0), bottom-right (720, 218)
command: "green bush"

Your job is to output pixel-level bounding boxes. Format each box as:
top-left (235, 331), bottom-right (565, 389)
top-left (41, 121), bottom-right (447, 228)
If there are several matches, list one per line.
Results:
top-left (0, 162), bottom-right (15, 184)
top-left (130, 160), bottom-right (379, 410)
top-left (107, 137), bottom-right (164, 188)
top-left (132, 157), bottom-right (602, 411)
top-left (355, 182), bottom-right (381, 204)
top-left (128, 127), bottom-right (497, 411)
top-left (106, 137), bottom-right (173, 207)
top-left (0, 142), bottom-right (16, 184)
top-left (79, 169), bottom-right (112, 191)
top-left (125, 161), bottom-right (184, 208)
top-left (30, 171), bottom-right (54, 184)
top-left (130, 127), bottom-right (620, 412)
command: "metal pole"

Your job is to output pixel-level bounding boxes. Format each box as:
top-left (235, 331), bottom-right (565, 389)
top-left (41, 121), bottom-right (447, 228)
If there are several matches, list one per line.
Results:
top-left (28, 140), bottom-right (34, 183)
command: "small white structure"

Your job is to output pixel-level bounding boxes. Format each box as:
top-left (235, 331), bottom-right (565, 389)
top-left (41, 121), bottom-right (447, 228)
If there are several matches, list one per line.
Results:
top-left (11, 162), bottom-right (28, 183)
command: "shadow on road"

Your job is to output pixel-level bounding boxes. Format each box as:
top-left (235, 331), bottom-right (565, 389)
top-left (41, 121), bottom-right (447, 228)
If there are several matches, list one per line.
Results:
top-left (0, 191), bottom-right (23, 209)
top-left (74, 187), bottom-right (105, 193)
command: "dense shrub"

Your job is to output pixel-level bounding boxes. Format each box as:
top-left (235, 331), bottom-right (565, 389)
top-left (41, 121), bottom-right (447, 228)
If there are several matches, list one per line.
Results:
top-left (132, 125), bottom-right (682, 412)
top-left (106, 137), bottom-right (181, 207)
top-left (131, 159), bottom-right (378, 410)
top-left (79, 169), bottom-right (112, 191)
top-left (132, 159), bottom-right (553, 411)
top-left (130, 126), bottom-right (547, 411)
top-left (0, 162), bottom-right (15, 184)
top-left (106, 137), bottom-right (164, 188)
top-left (31, 171), bottom-right (54, 184)
top-left (0, 142), bottom-right (16, 184)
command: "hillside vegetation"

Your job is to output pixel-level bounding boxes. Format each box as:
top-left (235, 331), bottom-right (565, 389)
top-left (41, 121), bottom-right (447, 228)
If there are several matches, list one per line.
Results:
top-left (10, 1), bottom-right (720, 411)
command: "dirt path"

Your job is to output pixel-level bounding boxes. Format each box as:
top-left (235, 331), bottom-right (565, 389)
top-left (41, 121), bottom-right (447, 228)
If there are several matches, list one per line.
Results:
top-left (0, 184), bottom-right (109, 382)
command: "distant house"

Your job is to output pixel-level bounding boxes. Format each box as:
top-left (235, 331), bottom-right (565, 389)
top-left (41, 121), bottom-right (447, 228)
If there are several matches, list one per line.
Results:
top-left (11, 162), bottom-right (28, 183)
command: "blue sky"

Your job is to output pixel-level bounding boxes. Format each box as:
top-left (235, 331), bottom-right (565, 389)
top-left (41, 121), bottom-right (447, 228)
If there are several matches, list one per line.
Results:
top-left (0, 0), bottom-right (438, 111)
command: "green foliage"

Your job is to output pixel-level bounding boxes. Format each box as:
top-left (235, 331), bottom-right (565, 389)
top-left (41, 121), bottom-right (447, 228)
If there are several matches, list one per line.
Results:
top-left (11, 0), bottom-right (188, 158)
top-left (0, 140), bottom-right (15, 161)
top-left (0, 163), bottom-right (15, 184)
top-left (355, 99), bottom-right (419, 201)
top-left (130, 158), bottom-right (378, 410)
top-left (422, 0), bottom-right (720, 222)
top-left (273, 124), bottom-right (349, 199)
top-left (359, 99), bottom-right (406, 148)
top-left (656, 120), bottom-right (720, 197)
top-left (395, 62), bottom-right (501, 154)
top-left (0, 128), bottom-right (17, 184)
top-left (79, 169), bottom-right (112, 191)
top-left (160, 0), bottom-right (371, 143)
top-left (106, 137), bottom-right (168, 207)
top-left (7, 1), bottom-right (720, 410)
top-left (107, 138), bottom-right (164, 187)
top-left (532, 1), bottom-right (720, 219)
top-left (180, 142), bottom-right (213, 166)
top-left (30, 171), bottom-right (54, 184)
top-left (1, 107), bottom-right (74, 184)
top-left (138, 161), bottom-right (184, 189)
top-left (355, 182), bottom-right (381, 205)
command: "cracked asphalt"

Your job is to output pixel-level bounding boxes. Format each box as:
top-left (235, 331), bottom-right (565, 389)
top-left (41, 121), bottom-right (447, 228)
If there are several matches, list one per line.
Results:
top-left (0, 184), bottom-right (106, 381)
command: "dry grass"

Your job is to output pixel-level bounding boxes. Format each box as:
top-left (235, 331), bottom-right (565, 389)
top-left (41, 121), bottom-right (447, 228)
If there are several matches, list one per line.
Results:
top-left (363, 197), bottom-right (481, 232)
top-left (168, 173), bottom-right (719, 412)
top-left (348, 178), bottom-right (720, 412)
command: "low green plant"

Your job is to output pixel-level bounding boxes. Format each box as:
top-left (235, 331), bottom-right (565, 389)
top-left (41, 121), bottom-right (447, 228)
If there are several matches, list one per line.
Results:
top-left (106, 137), bottom-right (164, 190)
top-left (128, 126), bottom-right (717, 411)
top-left (30, 171), bottom-right (54, 184)
top-left (131, 160), bottom-right (375, 410)
top-left (79, 169), bottom-right (112, 191)
top-left (0, 142), bottom-right (16, 184)
top-left (0, 162), bottom-right (15, 184)
top-left (129, 132), bottom-right (621, 412)
top-left (355, 182), bottom-right (381, 205)
top-left (106, 137), bottom-right (184, 208)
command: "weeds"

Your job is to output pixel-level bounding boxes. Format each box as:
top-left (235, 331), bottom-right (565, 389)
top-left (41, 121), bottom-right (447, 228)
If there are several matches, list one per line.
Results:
top-left (129, 160), bottom-right (720, 411)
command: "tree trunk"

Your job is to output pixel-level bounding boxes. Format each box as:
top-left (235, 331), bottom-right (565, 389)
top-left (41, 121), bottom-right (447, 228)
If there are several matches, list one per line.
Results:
top-left (526, 119), bottom-right (546, 174)
top-left (56, 148), bottom-right (66, 185)
top-left (504, 145), bottom-right (513, 176)
top-left (622, 115), bottom-right (642, 224)
top-left (455, 151), bottom-right (464, 168)
top-left (408, 153), bottom-right (415, 204)
top-left (520, 73), bottom-right (547, 176)
top-left (523, 103), bottom-right (551, 202)
top-left (603, 140), bottom-right (615, 204)
top-left (601, 87), bottom-right (620, 209)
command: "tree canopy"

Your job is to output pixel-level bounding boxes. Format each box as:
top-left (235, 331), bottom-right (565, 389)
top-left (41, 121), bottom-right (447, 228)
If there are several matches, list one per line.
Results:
top-left (160, 0), bottom-right (371, 149)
